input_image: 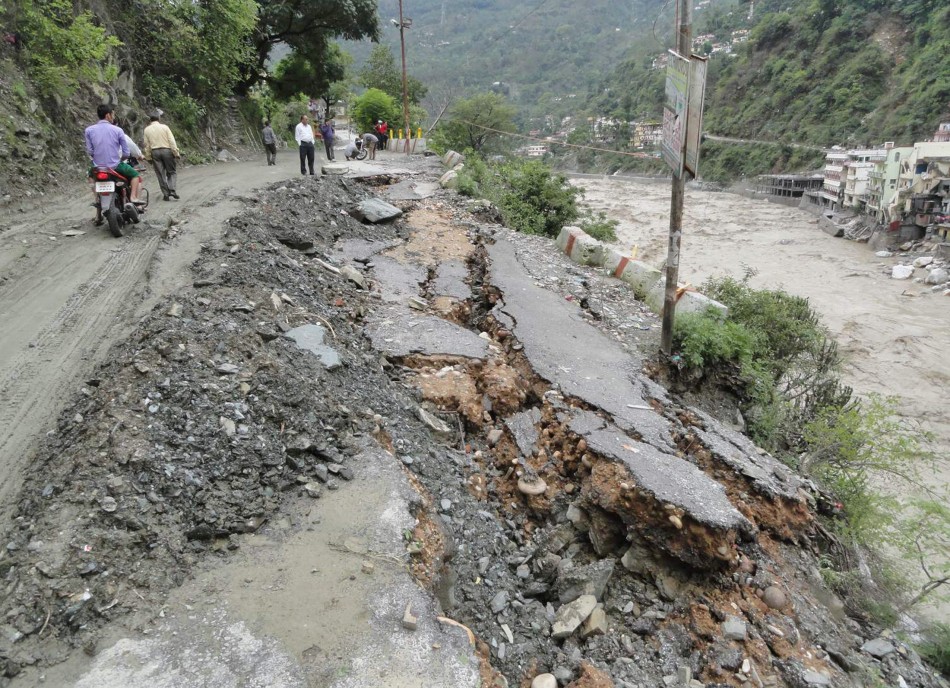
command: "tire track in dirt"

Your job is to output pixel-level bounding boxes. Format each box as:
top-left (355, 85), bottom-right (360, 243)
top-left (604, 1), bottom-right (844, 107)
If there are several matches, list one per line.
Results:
top-left (0, 158), bottom-right (303, 517)
top-left (0, 234), bottom-right (159, 511)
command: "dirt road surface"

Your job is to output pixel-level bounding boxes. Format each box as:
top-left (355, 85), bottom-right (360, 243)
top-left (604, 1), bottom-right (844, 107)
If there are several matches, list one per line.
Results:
top-left (575, 177), bottom-right (950, 485)
top-left (0, 158), bottom-right (302, 515)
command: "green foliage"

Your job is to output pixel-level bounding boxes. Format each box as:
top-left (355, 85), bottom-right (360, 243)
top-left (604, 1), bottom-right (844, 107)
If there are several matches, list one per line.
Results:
top-left (271, 44), bottom-right (350, 106)
top-left (456, 155), bottom-right (582, 238)
top-left (16, 0), bottom-right (120, 100)
top-left (917, 623), bottom-right (950, 677)
top-left (436, 92), bottom-right (516, 154)
top-left (674, 313), bottom-right (759, 371)
top-left (358, 44), bottom-right (427, 105)
top-left (699, 141), bottom-right (827, 183)
top-left (495, 160), bottom-right (580, 237)
top-left (705, 0), bottom-right (950, 145)
top-left (351, 88), bottom-right (400, 135)
top-left (579, 211), bottom-right (618, 242)
top-left (246, 0), bottom-right (378, 91)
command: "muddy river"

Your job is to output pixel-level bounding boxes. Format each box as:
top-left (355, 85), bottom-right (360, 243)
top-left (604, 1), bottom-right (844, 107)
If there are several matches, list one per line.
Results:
top-left (574, 176), bottom-right (950, 487)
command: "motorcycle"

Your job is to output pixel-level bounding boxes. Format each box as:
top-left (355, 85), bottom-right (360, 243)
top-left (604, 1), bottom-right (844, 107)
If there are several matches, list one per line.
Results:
top-left (91, 166), bottom-right (147, 237)
top-left (354, 139), bottom-right (369, 161)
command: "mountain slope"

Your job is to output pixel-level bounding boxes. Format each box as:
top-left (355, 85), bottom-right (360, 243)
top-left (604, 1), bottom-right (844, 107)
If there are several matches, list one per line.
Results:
top-left (705, 0), bottom-right (950, 146)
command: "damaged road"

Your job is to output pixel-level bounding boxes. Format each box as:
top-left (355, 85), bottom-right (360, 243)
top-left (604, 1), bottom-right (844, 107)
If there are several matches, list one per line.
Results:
top-left (0, 155), bottom-right (944, 688)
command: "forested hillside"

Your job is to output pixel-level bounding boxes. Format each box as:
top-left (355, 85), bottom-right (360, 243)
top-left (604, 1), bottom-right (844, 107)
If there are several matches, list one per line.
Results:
top-left (706, 0), bottom-right (950, 146)
top-left (350, 0), bottom-right (695, 119)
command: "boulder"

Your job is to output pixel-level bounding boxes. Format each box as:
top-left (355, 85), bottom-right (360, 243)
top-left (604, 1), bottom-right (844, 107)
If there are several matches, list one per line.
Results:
top-left (551, 595), bottom-right (597, 639)
top-left (556, 558), bottom-right (616, 603)
top-left (439, 169), bottom-right (459, 189)
top-left (350, 198), bottom-right (403, 224)
top-left (891, 265), bottom-right (914, 280)
top-left (925, 268), bottom-right (948, 285)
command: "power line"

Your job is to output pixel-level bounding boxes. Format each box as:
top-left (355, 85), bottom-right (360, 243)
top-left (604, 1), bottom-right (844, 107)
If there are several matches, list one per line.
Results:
top-left (456, 119), bottom-right (658, 159)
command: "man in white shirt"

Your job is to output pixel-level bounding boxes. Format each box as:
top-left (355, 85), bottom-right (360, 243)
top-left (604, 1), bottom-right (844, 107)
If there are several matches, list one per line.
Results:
top-left (295, 115), bottom-right (316, 175)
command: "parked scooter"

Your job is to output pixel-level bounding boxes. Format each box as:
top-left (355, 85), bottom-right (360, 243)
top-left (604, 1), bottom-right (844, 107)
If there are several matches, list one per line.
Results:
top-left (91, 166), bottom-right (147, 237)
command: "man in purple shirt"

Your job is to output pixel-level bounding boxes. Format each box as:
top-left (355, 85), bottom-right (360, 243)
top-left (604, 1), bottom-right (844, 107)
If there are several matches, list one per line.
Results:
top-left (85, 103), bottom-right (142, 204)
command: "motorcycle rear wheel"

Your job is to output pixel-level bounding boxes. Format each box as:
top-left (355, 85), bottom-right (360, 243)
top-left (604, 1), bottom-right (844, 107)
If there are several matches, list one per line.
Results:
top-left (106, 206), bottom-right (123, 237)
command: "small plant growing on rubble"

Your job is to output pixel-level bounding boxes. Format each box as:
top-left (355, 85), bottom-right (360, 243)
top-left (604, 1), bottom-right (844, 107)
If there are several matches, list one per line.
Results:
top-left (579, 211), bottom-right (618, 242)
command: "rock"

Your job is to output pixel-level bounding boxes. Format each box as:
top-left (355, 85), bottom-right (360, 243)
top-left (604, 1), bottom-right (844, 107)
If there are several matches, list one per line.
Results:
top-left (677, 666), bottom-right (692, 684)
top-left (216, 363), bottom-right (240, 375)
top-left (402, 603), bottom-right (418, 631)
top-left (100, 497), bottom-right (118, 513)
top-left (874, 250), bottom-right (893, 257)
top-left (802, 670), bottom-right (832, 685)
top-left (313, 464), bottom-right (329, 482)
top-left (285, 324), bottom-right (342, 370)
top-left (762, 585), bottom-right (787, 609)
top-left (303, 482), bottom-right (322, 498)
top-left (722, 616), bottom-right (747, 641)
top-left (913, 256), bottom-right (933, 268)
top-left (566, 504), bottom-right (589, 530)
top-left (219, 417), bottom-right (236, 437)
top-left (417, 407), bottom-right (453, 435)
top-left (900, 241), bottom-right (914, 251)
top-left (351, 198), bottom-right (403, 224)
top-left (340, 265), bottom-right (367, 289)
top-left (532, 674), bottom-right (557, 688)
top-left (439, 169), bottom-right (459, 189)
top-left (167, 302), bottom-right (183, 317)
top-left (926, 267), bottom-right (948, 285)
top-left (891, 265), bottom-right (914, 280)
top-left (655, 572), bottom-right (681, 601)
top-left (321, 163), bottom-right (349, 175)
top-left (557, 558), bottom-right (616, 603)
top-left (580, 605), bottom-right (608, 638)
top-left (517, 475), bottom-right (547, 496)
top-left (586, 506), bottom-right (624, 556)
top-left (216, 148), bottom-right (238, 162)
top-left (487, 428), bottom-right (504, 446)
top-left (551, 594), bottom-right (597, 639)
top-left (361, 561), bottom-right (375, 574)
top-left (490, 590), bottom-right (509, 613)
top-left (861, 637), bottom-right (895, 658)
top-left (708, 641), bottom-right (742, 670)
top-left (408, 296), bottom-right (428, 310)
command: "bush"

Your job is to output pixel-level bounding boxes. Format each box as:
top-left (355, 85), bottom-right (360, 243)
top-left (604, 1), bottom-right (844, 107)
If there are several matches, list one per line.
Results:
top-left (351, 88), bottom-right (400, 136)
top-left (580, 211), bottom-right (618, 242)
top-left (455, 156), bottom-right (582, 238)
top-left (918, 623), bottom-right (950, 677)
top-left (18, 0), bottom-right (120, 100)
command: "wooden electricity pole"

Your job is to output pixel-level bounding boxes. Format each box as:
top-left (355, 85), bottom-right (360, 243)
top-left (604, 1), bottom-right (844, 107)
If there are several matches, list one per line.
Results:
top-left (397, 0), bottom-right (412, 156)
top-left (660, 0), bottom-right (693, 355)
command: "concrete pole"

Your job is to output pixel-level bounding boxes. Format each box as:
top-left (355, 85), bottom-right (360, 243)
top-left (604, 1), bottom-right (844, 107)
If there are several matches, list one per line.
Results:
top-left (398, 0), bottom-right (412, 156)
top-left (660, 0), bottom-right (692, 356)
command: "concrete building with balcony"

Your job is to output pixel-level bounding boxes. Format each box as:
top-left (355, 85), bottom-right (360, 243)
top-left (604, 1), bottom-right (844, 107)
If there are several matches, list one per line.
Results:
top-left (866, 145), bottom-right (913, 223)
top-left (817, 150), bottom-right (851, 210)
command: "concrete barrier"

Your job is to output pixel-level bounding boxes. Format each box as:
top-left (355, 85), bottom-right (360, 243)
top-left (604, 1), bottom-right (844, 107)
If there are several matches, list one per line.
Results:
top-left (442, 150), bottom-right (464, 168)
top-left (439, 169), bottom-right (460, 189)
top-left (555, 226), bottom-right (606, 267)
top-left (603, 249), bottom-right (663, 298)
top-left (554, 226), bottom-right (729, 321)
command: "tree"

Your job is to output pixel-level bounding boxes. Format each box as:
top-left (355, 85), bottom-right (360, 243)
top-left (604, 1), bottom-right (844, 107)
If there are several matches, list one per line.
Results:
top-left (243, 0), bottom-right (379, 92)
top-left (351, 88), bottom-right (400, 135)
top-left (358, 44), bottom-right (428, 105)
top-left (271, 43), bottom-right (351, 109)
top-left (438, 92), bottom-right (517, 153)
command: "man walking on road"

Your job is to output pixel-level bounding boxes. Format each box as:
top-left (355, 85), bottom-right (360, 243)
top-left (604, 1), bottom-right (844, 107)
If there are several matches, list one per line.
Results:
top-left (319, 118), bottom-right (335, 161)
top-left (295, 115), bottom-right (316, 175)
top-left (262, 120), bottom-right (277, 166)
top-left (143, 113), bottom-right (180, 201)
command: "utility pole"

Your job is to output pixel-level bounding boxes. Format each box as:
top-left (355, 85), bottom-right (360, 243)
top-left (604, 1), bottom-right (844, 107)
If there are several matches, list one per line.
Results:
top-left (397, 0), bottom-right (412, 156)
top-left (659, 0), bottom-right (692, 355)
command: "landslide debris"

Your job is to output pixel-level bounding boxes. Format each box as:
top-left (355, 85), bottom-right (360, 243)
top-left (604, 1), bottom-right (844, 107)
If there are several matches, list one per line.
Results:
top-left (0, 163), bottom-right (943, 688)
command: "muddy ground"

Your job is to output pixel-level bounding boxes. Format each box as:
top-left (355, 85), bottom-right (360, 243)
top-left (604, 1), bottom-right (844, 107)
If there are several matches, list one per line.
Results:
top-left (0, 156), bottom-right (945, 688)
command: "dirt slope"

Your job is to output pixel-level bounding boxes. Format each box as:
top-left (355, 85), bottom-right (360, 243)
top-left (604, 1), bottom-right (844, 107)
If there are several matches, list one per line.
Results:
top-left (0, 158), bottom-right (299, 515)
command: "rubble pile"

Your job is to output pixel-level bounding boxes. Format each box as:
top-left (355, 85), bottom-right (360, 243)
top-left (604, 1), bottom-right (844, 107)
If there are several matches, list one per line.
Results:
top-left (0, 165), bottom-right (944, 688)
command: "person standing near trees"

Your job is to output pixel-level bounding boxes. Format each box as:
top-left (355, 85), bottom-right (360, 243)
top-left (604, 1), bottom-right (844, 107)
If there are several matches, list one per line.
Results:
top-left (361, 132), bottom-right (378, 160)
top-left (143, 112), bottom-right (180, 201)
top-left (295, 115), bottom-right (316, 175)
top-left (261, 120), bottom-right (277, 166)
top-left (319, 118), bottom-right (335, 161)
top-left (374, 120), bottom-right (389, 151)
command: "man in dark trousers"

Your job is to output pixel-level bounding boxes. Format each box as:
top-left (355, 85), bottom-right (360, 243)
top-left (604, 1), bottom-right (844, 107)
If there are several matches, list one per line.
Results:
top-left (143, 112), bottom-right (180, 201)
top-left (295, 115), bottom-right (316, 175)
top-left (262, 120), bottom-right (277, 166)
top-left (319, 118), bottom-right (335, 160)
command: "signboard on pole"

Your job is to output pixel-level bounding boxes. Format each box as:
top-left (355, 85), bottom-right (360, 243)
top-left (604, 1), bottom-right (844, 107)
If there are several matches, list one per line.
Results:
top-left (661, 50), bottom-right (690, 178)
top-left (684, 55), bottom-right (708, 178)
